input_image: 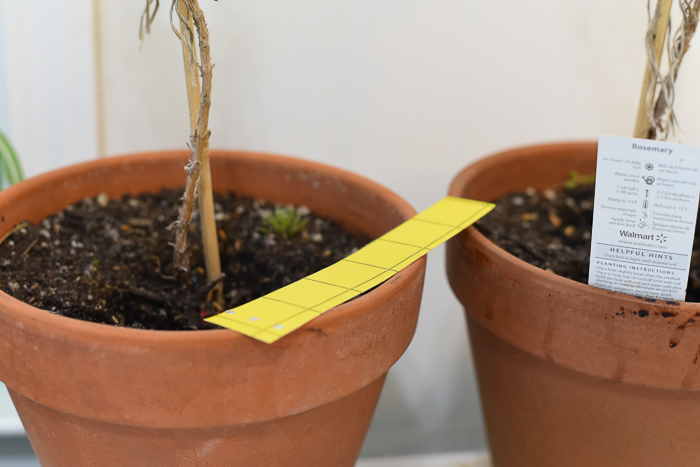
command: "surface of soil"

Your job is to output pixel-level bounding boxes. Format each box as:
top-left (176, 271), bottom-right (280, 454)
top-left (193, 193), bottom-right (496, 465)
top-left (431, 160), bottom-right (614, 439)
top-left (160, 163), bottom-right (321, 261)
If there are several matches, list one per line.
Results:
top-left (476, 183), bottom-right (700, 303)
top-left (0, 190), bottom-right (366, 330)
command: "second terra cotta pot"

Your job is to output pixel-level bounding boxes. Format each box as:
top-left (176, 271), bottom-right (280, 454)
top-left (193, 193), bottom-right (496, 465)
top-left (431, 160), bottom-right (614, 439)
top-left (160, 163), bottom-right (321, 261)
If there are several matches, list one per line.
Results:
top-left (0, 150), bottom-right (426, 467)
top-left (447, 142), bottom-right (700, 467)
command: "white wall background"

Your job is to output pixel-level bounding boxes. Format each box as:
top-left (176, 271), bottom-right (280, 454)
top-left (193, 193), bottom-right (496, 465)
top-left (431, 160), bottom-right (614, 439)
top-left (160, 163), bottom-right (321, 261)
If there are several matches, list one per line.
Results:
top-left (0, 0), bottom-right (98, 177)
top-left (2, 0), bottom-right (700, 457)
top-left (0, 1), bottom-right (8, 134)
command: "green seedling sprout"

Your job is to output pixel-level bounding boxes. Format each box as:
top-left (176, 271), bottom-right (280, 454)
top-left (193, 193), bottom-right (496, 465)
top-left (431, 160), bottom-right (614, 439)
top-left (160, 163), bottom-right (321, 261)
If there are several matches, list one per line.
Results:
top-left (265, 206), bottom-right (309, 238)
top-left (0, 129), bottom-right (23, 188)
top-left (564, 170), bottom-right (595, 190)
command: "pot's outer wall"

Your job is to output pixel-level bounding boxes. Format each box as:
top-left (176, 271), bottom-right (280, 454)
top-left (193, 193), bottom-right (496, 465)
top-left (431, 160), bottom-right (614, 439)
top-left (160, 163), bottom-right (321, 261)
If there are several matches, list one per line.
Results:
top-left (466, 315), bottom-right (700, 467)
top-left (0, 150), bottom-right (426, 466)
top-left (9, 375), bottom-right (388, 466)
top-left (447, 142), bottom-right (700, 466)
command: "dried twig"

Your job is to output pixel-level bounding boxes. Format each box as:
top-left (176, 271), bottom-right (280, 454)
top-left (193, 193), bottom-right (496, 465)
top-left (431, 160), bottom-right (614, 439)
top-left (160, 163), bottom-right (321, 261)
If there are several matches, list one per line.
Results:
top-left (176, 0), bottom-right (223, 303)
top-left (204, 273), bottom-right (226, 302)
top-left (21, 239), bottom-right (38, 258)
top-left (171, 0), bottom-right (196, 72)
top-left (0, 221), bottom-right (29, 249)
top-left (141, 0), bottom-right (216, 284)
top-left (634, 0), bottom-right (673, 139)
top-left (127, 284), bottom-right (169, 303)
top-left (635, 0), bottom-right (700, 140)
top-left (139, 0), bottom-right (160, 44)
top-left (168, 0), bottom-right (214, 283)
top-left (648, 0), bottom-right (700, 139)
top-left (152, 255), bottom-right (176, 280)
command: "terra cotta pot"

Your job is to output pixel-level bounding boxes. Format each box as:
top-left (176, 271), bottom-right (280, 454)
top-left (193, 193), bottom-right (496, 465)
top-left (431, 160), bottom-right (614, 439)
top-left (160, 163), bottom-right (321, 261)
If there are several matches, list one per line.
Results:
top-left (447, 142), bottom-right (700, 467)
top-left (0, 150), bottom-right (426, 466)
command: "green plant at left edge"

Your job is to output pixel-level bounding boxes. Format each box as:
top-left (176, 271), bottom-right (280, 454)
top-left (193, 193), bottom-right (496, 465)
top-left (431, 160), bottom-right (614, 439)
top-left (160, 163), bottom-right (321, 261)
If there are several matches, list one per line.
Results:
top-left (0, 129), bottom-right (23, 188)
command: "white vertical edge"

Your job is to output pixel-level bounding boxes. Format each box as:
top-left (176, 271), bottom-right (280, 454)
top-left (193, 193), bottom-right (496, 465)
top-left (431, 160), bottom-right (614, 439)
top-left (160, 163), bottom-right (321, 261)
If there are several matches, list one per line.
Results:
top-left (0, 3), bottom-right (24, 437)
top-left (0, 1), bottom-right (9, 135)
top-left (0, 1), bottom-right (10, 188)
top-left (1, 0), bottom-right (99, 178)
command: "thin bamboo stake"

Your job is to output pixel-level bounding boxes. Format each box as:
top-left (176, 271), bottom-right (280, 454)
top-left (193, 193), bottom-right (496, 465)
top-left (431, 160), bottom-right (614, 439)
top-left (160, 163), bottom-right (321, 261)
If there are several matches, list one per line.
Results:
top-left (634, 0), bottom-right (674, 139)
top-left (177, 0), bottom-right (223, 304)
top-left (170, 0), bottom-right (214, 284)
top-left (91, 0), bottom-right (107, 157)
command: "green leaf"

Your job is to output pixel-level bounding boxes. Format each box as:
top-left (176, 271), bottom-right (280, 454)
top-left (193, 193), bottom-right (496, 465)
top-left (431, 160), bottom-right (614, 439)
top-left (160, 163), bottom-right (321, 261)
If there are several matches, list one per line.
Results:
top-left (0, 130), bottom-right (23, 187)
top-left (565, 169), bottom-right (594, 190)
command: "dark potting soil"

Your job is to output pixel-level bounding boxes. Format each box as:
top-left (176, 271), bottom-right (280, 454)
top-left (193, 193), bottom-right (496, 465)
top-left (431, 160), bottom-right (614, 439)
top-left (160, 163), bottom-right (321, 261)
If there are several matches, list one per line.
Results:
top-left (0, 190), bottom-right (366, 330)
top-left (475, 183), bottom-right (700, 302)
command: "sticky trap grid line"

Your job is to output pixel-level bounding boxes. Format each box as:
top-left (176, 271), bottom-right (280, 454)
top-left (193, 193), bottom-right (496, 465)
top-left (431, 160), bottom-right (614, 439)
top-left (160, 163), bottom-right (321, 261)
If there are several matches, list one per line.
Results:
top-left (205, 196), bottom-right (494, 343)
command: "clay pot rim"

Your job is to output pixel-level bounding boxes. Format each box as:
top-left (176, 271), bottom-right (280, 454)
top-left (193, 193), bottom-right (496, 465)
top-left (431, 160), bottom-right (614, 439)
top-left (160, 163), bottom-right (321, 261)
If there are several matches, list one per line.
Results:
top-left (449, 140), bottom-right (693, 312)
top-left (0, 149), bottom-right (424, 347)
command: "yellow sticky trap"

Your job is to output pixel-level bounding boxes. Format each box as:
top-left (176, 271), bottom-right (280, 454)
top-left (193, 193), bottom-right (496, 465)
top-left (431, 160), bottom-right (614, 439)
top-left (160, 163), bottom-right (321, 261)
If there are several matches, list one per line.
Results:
top-left (205, 196), bottom-right (494, 343)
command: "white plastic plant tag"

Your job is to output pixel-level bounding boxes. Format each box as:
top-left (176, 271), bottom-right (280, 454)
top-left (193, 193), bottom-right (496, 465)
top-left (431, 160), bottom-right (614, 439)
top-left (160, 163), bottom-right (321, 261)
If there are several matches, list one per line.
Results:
top-left (588, 135), bottom-right (700, 301)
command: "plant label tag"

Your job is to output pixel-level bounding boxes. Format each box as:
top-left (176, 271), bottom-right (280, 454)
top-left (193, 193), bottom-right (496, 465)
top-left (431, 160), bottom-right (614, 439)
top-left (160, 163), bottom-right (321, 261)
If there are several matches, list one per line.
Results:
top-left (589, 135), bottom-right (700, 301)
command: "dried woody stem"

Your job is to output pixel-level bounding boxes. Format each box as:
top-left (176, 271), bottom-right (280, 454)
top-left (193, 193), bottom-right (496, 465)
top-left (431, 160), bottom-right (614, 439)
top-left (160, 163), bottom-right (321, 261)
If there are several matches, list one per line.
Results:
top-left (634, 0), bottom-right (673, 139)
top-left (168, 0), bottom-right (214, 282)
top-left (648, 0), bottom-right (700, 139)
top-left (175, 0), bottom-right (223, 303)
top-left (139, 0), bottom-right (160, 43)
top-left (635, 0), bottom-right (700, 140)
